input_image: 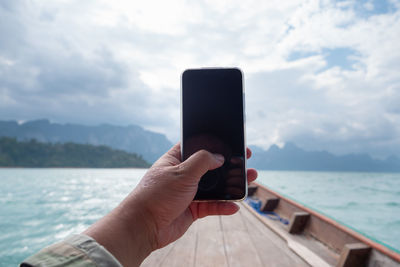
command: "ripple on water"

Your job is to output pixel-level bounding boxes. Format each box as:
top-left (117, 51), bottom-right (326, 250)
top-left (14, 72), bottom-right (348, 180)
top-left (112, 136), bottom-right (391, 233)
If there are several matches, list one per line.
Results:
top-left (385, 201), bottom-right (400, 207)
top-left (345, 201), bottom-right (359, 208)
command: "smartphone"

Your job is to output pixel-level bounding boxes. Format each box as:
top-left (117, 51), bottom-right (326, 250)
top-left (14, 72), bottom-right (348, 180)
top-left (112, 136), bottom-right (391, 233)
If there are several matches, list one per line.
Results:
top-left (181, 68), bottom-right (247, 201)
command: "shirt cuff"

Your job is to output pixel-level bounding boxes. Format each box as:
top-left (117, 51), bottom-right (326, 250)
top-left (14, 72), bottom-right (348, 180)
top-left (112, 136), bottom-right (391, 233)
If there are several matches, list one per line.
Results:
top-left (21, 234), bottom-right (122, 267)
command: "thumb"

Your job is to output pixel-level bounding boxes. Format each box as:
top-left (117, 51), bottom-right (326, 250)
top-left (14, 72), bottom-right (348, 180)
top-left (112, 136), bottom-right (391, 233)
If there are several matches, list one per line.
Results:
top-left (179, 150), bottom-right (224, 181)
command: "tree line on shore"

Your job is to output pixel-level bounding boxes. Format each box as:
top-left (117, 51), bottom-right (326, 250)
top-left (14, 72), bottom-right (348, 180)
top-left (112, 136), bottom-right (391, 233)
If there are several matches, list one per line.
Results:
top-left (0, 137), bottom-right (150, 168)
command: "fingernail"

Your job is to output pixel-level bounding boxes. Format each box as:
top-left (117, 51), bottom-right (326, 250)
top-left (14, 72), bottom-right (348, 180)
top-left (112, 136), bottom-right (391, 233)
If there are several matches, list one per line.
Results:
top-left (213, 153), bottom-right (224, 163)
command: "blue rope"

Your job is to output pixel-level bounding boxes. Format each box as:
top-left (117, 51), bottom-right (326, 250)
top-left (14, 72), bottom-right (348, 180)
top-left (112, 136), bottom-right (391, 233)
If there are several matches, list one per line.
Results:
top-left (263, 211), bottom-right (289, 225)
top-left (246, 198), bottom-right (289, 225)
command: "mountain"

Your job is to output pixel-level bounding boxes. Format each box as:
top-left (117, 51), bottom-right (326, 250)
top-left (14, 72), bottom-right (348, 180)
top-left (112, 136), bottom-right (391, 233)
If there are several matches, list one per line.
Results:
top-left (2, 120), bottom-right (399, 171)
top-left (0, 120), bottom-right (172, 163)
top-left (0, 137), bottom-right (149, 168)
top-left (248, 142), bottom-right (400, 172)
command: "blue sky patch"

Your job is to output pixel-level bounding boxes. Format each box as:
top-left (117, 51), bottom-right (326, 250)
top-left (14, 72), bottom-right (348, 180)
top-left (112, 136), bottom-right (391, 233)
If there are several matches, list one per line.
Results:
top-left (322, 47), bottom-right (360, 70)
top-left (287, 50), bottom-right (319, 61)
top-left (336, 0), bottom-right (397, 17)
top-left (288, 47), bottom-right (360, 71)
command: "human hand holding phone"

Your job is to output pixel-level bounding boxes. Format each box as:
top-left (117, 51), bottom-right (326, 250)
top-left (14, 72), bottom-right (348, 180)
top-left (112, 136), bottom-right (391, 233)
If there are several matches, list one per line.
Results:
top-left (84, 143), bottom-right (257, 267)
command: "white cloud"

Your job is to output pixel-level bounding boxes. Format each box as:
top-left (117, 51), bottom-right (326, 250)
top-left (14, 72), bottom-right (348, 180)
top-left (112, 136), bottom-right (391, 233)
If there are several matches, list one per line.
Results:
top-left (0, 0), bottom-right (399, 157)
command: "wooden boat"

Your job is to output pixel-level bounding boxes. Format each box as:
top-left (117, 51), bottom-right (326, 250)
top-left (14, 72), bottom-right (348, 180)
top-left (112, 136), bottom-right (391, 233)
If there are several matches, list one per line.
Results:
top-left (142, 182), bottom-right (400, 267)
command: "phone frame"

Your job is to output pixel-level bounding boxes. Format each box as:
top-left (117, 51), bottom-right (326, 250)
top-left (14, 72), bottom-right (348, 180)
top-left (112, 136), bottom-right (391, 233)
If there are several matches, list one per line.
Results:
top-left (180, 67), bottom-right (248, 202)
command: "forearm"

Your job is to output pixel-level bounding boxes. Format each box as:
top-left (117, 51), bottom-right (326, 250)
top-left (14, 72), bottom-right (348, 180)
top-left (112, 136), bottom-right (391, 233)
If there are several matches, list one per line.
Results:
top-left (84, 193), bottom-right (156, 267)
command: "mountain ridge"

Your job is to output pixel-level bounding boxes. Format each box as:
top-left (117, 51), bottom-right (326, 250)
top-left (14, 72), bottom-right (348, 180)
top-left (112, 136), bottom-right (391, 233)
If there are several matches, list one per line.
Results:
top-left (2, 119), bottom-right (399, 171)
top-left (248, 142), bottom-right (400, 172)
top-left (0, 119), bottom-right (172, 163)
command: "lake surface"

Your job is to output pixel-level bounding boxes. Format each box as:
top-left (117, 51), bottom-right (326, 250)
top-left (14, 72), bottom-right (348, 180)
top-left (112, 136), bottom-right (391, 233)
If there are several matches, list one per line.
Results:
top-left (0, 169), bottom-right (399, 266)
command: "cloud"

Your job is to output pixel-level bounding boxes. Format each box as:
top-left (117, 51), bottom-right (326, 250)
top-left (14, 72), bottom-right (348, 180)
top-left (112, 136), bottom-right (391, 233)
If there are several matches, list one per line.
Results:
top-left (242, 0), bottom-right (400, 158)
top-left (0, 0), bottom-right (166, 128)
top-left (0, 0), bottom-right (399, 158)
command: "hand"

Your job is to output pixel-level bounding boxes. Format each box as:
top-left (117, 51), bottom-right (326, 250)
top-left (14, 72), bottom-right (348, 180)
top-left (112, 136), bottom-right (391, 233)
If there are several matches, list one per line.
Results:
top-left (84, 143), bottom-right (257, 267)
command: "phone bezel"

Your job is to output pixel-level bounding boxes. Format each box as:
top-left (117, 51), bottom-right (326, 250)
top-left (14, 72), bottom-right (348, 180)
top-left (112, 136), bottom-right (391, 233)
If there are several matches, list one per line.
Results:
top-left (180, 67), bottom-right (248, 202)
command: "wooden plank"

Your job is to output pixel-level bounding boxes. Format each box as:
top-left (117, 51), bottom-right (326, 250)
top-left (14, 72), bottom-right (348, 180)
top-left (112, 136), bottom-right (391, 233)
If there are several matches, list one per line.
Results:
top-left (307, 215), bottom-right (358, 253)
top-left (243, 202), bottom-right (332, 267)
top-left (248, 186), bottom-right (258, 196)
top-left (368, 250), bottom-right (400, 267)
top-left (288, 212), bottom-right (310, 234)
top-left (141, 241), bottom-right (176, 267)
top-left (289, 233), bottom-right (339, 266)
top-left (337, 243), bottom-right (371, 267)
top-left (144, 202), bottom-right (335, 267)
top-left (239, 202), bottom-right (309, 267)
top-left (158, 221), bottom-right (198, 267)
top-left (221, 206), bottom-right (264, 267)
top-left (262, 197), bottom-right (280, 212)
top-left (194, 216), bottom-right (229, 267)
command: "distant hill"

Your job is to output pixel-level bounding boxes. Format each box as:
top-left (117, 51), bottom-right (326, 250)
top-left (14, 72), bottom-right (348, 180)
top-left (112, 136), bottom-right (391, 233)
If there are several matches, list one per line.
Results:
top-left (0, 137), bottom-right (150, 168)
top-left (248, 142), bottom-right (400, 172)
top-left (0, 120), bottom-right (173, 163)
top-left (2, 120), bottom-right (399, 171)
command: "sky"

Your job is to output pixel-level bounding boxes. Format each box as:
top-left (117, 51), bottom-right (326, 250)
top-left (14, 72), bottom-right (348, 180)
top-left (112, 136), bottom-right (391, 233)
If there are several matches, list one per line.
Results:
top-left (1, 0), bottom-right (400, 158)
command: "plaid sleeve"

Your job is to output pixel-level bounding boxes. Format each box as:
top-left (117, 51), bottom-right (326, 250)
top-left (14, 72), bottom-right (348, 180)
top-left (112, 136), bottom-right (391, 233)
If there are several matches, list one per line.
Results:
top-left (20, 234), bottom-right (122, 267)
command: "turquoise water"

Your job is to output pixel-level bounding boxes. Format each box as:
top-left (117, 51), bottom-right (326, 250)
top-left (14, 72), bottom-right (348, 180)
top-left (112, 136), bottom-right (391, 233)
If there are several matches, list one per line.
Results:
top-left (0, 169), bottom-right (399, 265)
top-left (0, 168), bottom-right (146, 266)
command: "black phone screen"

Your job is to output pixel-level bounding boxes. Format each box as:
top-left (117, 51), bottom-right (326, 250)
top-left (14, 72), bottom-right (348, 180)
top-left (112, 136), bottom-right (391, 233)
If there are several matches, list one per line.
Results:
top-left (181, 68), bottom-right (247, 201)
